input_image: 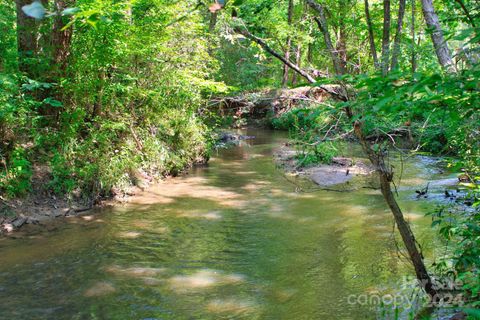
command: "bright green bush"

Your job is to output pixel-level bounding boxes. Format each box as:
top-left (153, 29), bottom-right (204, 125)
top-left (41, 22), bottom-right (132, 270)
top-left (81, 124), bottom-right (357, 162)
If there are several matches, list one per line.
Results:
top-left (0, 148), bottom-right (32, 197)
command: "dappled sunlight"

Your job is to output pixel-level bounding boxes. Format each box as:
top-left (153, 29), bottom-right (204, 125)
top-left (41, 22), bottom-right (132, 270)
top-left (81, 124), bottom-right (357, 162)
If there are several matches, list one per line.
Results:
top-left (106, 265), bottom-right (167, 278)
top-left (234, 171), bottom-right (258, 176)
top-left (242, 181), bottom-right (271, 192)
top-left (84, 282), bottom-right (116, 297)
top-left (168, 269), bottom-right (245, 293)
top-left (177, 211), bottom-right (222, 220)
top-left (270, 188), bottom-right (296, 197)
top-left (130, 220), bottom-right (151, 229)
top-left (206, 298), bottom-right (258, 315)
top-left (361, 189), bottom-right (382, 196)
top-left (128, 175), bottom-right (247, 209)
top-left (142, 277), bottom-right (163, 286)
top-left (117, 231), bottom-right (142, 239)
top-left (405, 213), bottom-right (425, 221)
top-left (400, 177), bottom-right (429, 187)
top-left (337, 204), bottom-right (371, 218)
top-left (248, 153), bottom-right (266, 159)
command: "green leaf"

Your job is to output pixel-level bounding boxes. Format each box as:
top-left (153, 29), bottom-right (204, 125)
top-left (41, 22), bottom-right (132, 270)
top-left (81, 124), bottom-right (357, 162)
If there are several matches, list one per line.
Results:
top-left (62, 7), bottom-right (80, 16)
top-left (42, 98), bottom-right (63, 108)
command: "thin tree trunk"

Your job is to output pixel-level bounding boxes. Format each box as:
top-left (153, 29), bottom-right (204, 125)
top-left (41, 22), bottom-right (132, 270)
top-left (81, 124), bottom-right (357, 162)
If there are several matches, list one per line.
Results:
top-left (411, 0), bottom-right (417, 73)
top-left (391, 0), bottom-right (407, 70)
top-left (15, 0), bottom-right (39, 74)
top-left (352, 120), bottom-right (438, 299)
top-left (282, 0), bottom-right (294, 87)
top-left (292, 45), bottom-right (302, 85)
top-left (336, 23), bottom-right (347, 72)
top-left (307, 43), bottom-right (313, 64)
top-left (454, 0), bottom-right (476, 27)
top-left (381, 0), bottom-right (391, 75)
top-left (292, 0), bottom-right (307, 85)
top-left (364, 0), bottom-right (379, 69)
top-left (336, 0), bottom-right (348, 72)
top-left (420, 0), bottom-right (455, 71)
top-left (234, 26), bottom-right (316, 83)
top-left (306, 0), bottom-right (346, 75)
top-left (209, 11), bottom-right (218, 31)
top-left (52, 0), bottom-right (75, 73)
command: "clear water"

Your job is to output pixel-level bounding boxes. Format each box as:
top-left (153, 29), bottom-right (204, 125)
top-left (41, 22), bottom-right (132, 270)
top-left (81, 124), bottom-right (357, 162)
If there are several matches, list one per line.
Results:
top-left (0, 129), bottom-right (450, 320)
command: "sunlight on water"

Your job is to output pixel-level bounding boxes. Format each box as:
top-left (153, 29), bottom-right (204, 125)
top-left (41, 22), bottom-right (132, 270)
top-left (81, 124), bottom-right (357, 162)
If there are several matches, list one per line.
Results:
top-left (0, 129), bottom-right (446, 319)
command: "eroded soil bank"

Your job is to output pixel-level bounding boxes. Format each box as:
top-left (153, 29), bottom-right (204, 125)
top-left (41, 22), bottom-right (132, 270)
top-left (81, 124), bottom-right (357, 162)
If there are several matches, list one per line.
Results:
top-left (0, 162), bottom-right (206, 236)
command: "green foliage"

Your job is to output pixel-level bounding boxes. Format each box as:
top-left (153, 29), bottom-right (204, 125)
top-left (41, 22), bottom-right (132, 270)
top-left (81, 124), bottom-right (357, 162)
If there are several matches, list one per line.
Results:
top-left (296, 141), bottom-right (337, 166)
top-left (0, 0), bottom-right (218, 201)
top-left (272, 105), bottom-right (342, 166)
top-left (429, 201), bottom-right (480, 306)
top-left (340, 67), bottom-right (480, 161)
top-left (0, 147), bottom-right (32, 197)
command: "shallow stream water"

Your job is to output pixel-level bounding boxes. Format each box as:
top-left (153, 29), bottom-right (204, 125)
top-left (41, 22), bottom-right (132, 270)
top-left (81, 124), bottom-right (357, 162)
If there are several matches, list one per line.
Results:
top-left (0, 129), bottom-right (455, 319)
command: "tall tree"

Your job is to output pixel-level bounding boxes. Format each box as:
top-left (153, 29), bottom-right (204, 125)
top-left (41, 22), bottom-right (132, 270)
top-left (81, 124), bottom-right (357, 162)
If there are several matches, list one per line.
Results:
top-left (420, 0), bottom-right (455, 71)
top-left (352, 120), bottom-right (439, 299)
top-left (291, 45), bottom-right (302, 85)
top-left (51, 0), bottom-right (76, 73)
top-left (336, 0), bottom-right (349, 72)
top-left (391, 0), bottom-right (407, 70)
top-left (306, 0), bottom-right (346, 75)
top-left (15, 0), bottom-right (39, 74)
top-left (364, 0), bottom-right (379, 69)
top-left (411, 0), bottom-right (417, 73)
top-left (381, 0), bottom-right (391, 75)
top-left (282, 0), bottom-right (294, 87)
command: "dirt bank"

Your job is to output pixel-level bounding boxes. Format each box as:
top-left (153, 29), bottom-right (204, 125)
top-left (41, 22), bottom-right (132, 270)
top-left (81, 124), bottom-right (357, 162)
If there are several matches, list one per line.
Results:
top-left (0, 163), bottom-right (200, 236)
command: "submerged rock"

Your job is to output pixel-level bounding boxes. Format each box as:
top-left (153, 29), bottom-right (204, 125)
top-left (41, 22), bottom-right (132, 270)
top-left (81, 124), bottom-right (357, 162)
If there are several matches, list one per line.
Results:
top-left (218, 132), bottom-right (255, 144)
top-left (12, 217), bottom-right (27, 228)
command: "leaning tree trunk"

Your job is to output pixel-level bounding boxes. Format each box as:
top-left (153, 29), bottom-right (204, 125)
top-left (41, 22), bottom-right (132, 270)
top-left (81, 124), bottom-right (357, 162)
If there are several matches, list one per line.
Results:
top-left (234, 26), bottom-right (316, 83)
top-left (234, 25), bottom-right (348, 100)
top-left (391, 0), bottom-right (407, 70)
top-left (15, 0), bottom-right (39, 74)
top-left (420, 0), bottom-right (455, 72)
top-left (352, 120), bottom-right (438, 299)
top-left (381, 0), bottom-right (391, 75)
top-left (306, 0), bottom-right (346, 75)
top-left (364, 0), bottom-right (379, 69)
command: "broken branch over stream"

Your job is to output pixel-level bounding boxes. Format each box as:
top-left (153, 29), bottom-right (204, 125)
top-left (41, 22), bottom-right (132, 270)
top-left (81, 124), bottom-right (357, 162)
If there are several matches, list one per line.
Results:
top-left (233, 25), bottom-right (347, 101)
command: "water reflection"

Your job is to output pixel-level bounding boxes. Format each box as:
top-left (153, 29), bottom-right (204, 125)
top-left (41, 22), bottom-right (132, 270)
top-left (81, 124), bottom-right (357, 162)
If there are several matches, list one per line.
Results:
top-left (0, 128), bottom-right (444, 319)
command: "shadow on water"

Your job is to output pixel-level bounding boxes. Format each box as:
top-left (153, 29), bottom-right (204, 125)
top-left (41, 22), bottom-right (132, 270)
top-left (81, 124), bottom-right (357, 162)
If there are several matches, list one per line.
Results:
top-left (0, 128), bottom-right (446, 319)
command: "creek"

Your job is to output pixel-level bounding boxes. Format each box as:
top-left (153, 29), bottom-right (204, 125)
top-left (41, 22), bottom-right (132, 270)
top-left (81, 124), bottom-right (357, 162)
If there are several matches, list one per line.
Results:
top-left (0, 128), bottom-right (455, 319)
